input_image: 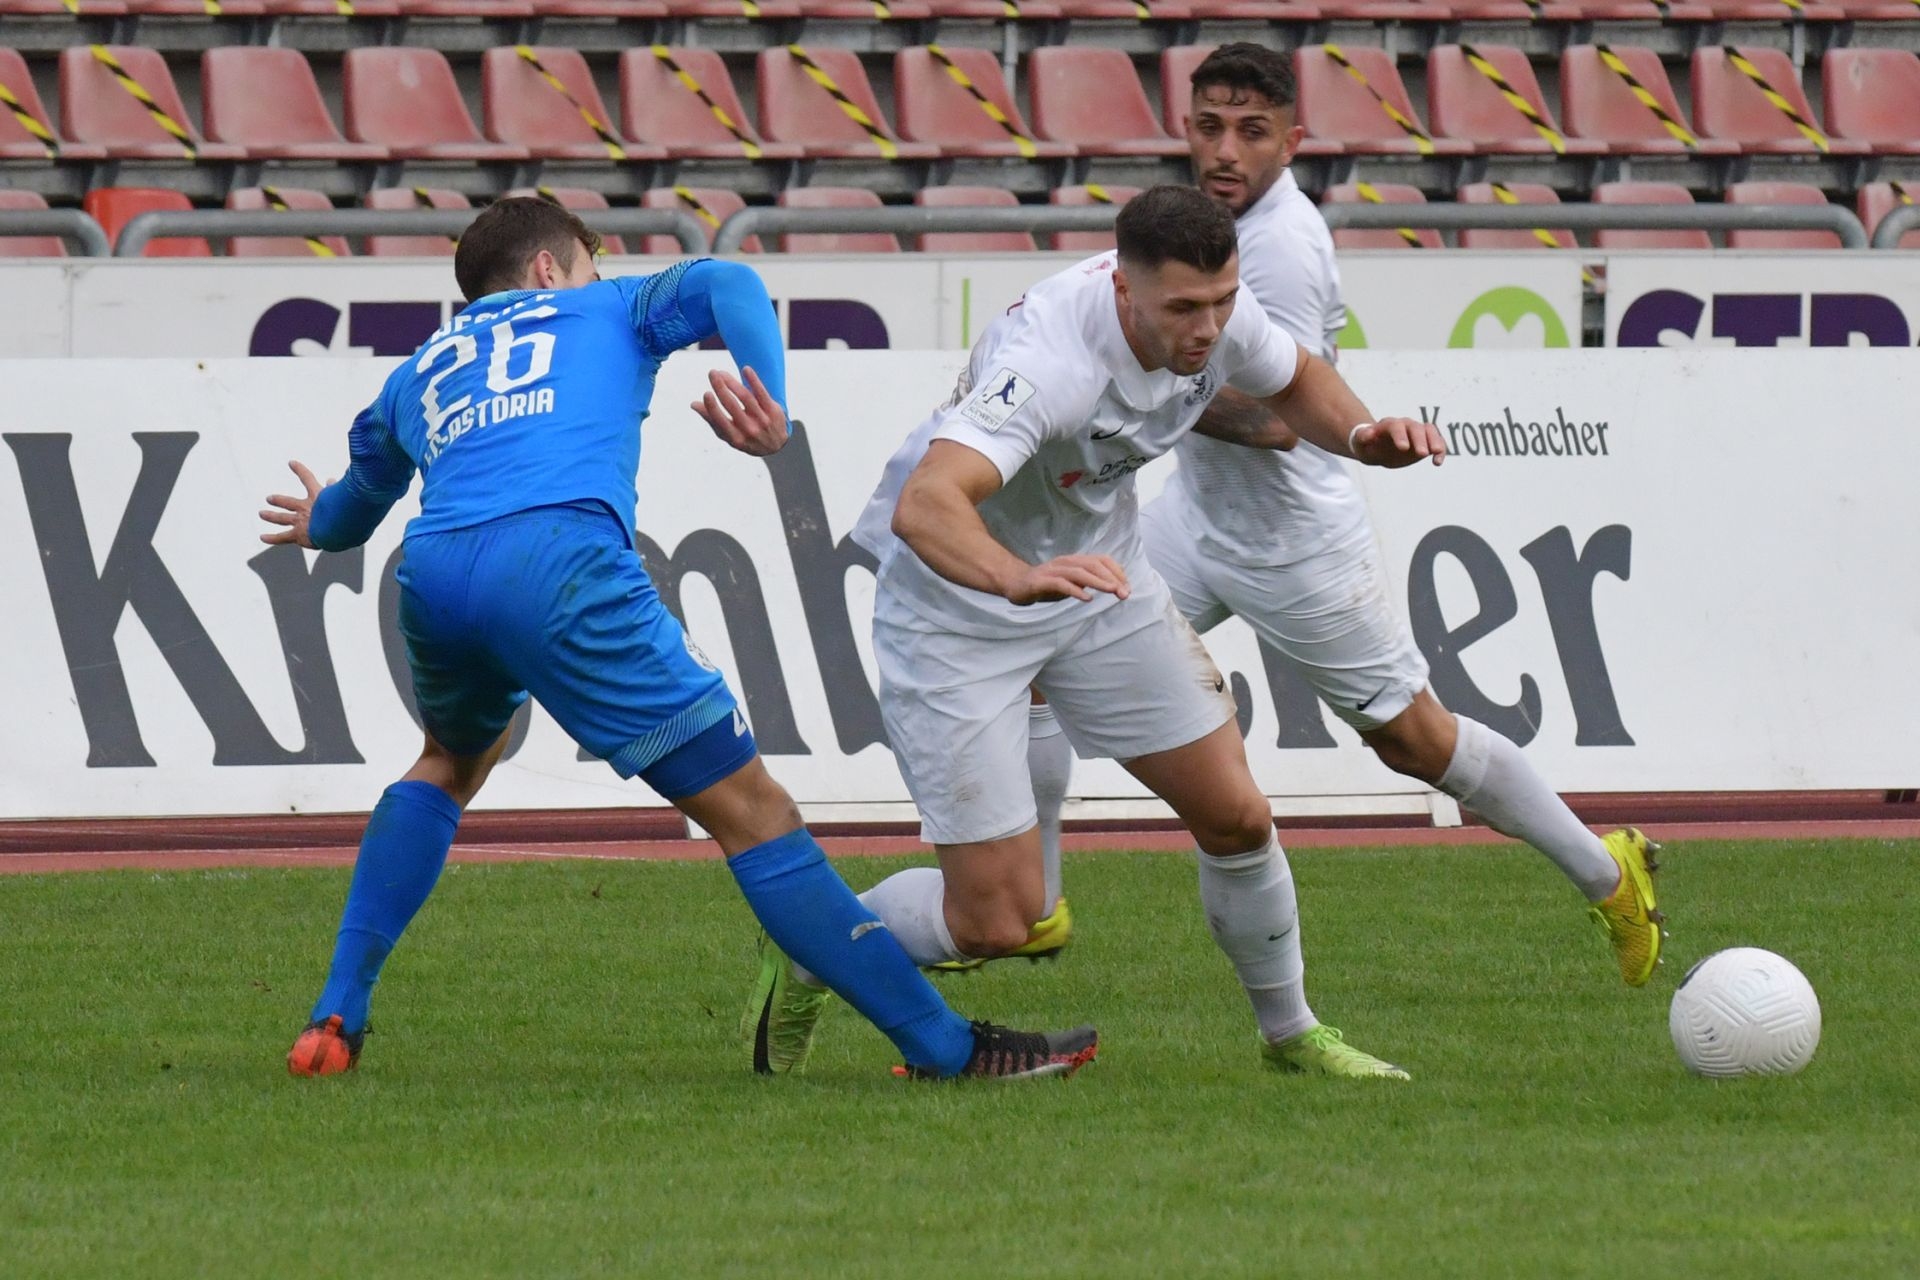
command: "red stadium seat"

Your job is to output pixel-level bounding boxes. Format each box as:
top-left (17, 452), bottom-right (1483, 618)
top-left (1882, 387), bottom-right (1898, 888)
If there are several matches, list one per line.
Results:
top-left (0, 0), bottom-right (123, 14)
top-left (894, 48), bottom-right (1075, 160)
top-left (202, 49), bottom-right (388, 163)
top-left (1428, 44), bottom-right (1607, 156)
top-left (1293, 46), bottom-right (1472, 157)
top-left (1184, 0), bottom-right (1311, 16)
top-left (657, 0), bottom-right (800, 16)
top-left (756, 47), bottom-right (937, 160)
top-left (1457, 182), bottom-right (1575, 249)
top-left (259, 0), bottom-right (399, 14)
top-left (641, 185), bottom-right (757, 253)
top-left (1560, 45), bottom-right (1739, 157)
top-left (82, 187), bottom-right (210, 256)
top-left (1823, 50), bottom-right (1920, 156)
top-left (124, 0), bottom-right (262, 15)
top-left (776, 187), bottom-right (899, 253)
top-left (1315, 0), bottom-right (1448, 18)
top-left (923, 0), bottom-right (1060, 13)
top-left (0, 190), bottom-right (66, 258)
top-left (59, 46), bottom-right (244, 162)
top-left (1592, 182), bottom-right (1711, 249)
top-left (620, 48), bottom-right (802, 162)
top-left (505, 186), bottom-right (628, 256)
top-left (0, 49), bottom-right (105, 161)
top-left (1825, 0), bottom-right (1920, 18)
top-left (364, 187), bottom-right (471, 257)
top-left (1725, 181), bottom-right (1842, 249)
top-left (1697, 0), bottom-right (1843, 20)
top-left (1159, 45), bottom-right (1217, 139)
top-left (914, 187), bottom-right (1036, 252)
top-left (1048, 183), bottom-right (1138, 251)
top-left (797, 0), bottom-right (932, 16)
top-left (1858, 183), bottom-right (1920, 248)
top-left (1321, 183), bottom-right (1442, 248)
top-left (1028, 48), bottom-right (1186, 157)
top-left (342, 49), bottom-right (529, 162)
top-left (389, 0), bottom-right (534, 16)
top-left (481, 47), bottom-right (666, 163)
top-left (1691, 47), bottom-right (1870, 157)
top-left (227, 186), bottom-right (350, 258)
top-left (531, 0), bottom-right (666, 16)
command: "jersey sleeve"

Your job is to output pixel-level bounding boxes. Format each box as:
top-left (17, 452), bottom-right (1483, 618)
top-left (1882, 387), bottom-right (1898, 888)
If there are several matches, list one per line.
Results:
top-left (930, 351), bottom-right (1085, 485)
top-left (612, 260), bottom-right (788, 411)
top-left (1219, 300), bottom-right (1301, 400)
top-left (308, 378), bottom-right (417, 553)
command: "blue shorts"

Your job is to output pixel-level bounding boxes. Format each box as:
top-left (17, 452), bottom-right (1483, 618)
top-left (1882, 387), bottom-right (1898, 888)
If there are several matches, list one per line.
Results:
top-left (396, 504), bottom-right (756, 798)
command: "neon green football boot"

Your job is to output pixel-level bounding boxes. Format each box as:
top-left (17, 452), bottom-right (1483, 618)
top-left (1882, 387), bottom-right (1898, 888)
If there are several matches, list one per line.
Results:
top-left (931, 897), bottom-right (1074, 974)
top-left (1262, 1024), bottom-right (1411, 1081)
top-left (1588, 828), bottom-right (1667, 987)
top-left (742, 932), bottom-right (832, 1075)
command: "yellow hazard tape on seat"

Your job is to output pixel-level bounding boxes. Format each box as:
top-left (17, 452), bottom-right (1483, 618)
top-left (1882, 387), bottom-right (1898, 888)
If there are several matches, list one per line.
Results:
top-left (0, 81), bottom-right (58, 158)
top-left (1593, 44), bottom-right (1699, 150)
top-left (261, 185), bottom-right (336, 258)
top-left (1355, 180), bottom-right (1425, 248)
top-left (652, 46), bottom-right (763, 161)
top-left (786, 45), bottom-right (899, 160)
top-left (1459, 43), bottom-right (1566, 155)
top-left (927, 44), bottom-right (1036, 159)
top-left (91, 45), bottom-right (196, 160)
top-left (1322, 45), bottom-right (1436, 156)
top-left (1723, 47), bottom-right (1829, 153)
top-left (515, 47), bottom-right (625, 161)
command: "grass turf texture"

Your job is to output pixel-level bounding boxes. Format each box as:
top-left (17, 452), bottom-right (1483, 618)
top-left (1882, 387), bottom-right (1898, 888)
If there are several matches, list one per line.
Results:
top-left (2, 838), bottom-right (1915, 1278)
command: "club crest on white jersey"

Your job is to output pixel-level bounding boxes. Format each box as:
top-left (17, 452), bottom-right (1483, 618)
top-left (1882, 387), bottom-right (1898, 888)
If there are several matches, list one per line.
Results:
top-left (960, 368), bottom-right (1037, 433)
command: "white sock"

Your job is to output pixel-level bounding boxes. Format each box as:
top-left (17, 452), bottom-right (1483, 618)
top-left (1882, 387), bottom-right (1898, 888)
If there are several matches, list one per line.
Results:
top-left (1197, 832), bottom-right (1315, 1044)
top-left (793, 867), bottom-right (965, 985)
top-left (1438, 715), bottom-right (1619, 901)
top-left (1027, 702), bottom-right (1072, 914)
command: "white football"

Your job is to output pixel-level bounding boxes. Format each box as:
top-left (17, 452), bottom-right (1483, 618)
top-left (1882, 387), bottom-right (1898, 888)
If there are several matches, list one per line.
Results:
top-left (1669, 948), bottom-right (1821, 1078)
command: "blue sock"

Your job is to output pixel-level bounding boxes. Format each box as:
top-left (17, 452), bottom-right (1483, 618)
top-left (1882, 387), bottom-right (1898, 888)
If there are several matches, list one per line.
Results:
top-left (728, 829), bottom-right (974, 1076)
top-left (310, 780), bottom-right (463, 1034)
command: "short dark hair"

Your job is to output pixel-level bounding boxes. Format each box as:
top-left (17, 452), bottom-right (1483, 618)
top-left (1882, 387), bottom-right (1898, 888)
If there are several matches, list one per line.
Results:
top-left (1189, 42), bottom-right (1297, 111)
top-left (454, 196), bottom-right (601, 303)
top-left (1114, 185), bottom-right (1238, 274)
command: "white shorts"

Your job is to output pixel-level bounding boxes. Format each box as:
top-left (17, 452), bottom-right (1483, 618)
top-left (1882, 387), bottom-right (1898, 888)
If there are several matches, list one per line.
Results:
top-left (1140, 495), bottom-right (1429, 733)
top-left (874, 584), bottom-right (1236, 847)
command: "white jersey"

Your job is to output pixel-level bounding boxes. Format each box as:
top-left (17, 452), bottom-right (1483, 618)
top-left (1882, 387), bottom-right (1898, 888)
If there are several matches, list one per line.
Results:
top-left (853, 251), bottom-right (1300, 639)
top-left (1166, 170), bottom-right (1370, 566)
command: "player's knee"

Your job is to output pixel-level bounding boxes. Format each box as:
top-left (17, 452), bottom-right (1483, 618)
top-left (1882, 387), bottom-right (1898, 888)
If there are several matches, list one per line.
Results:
top-left (945, 884), bottom-right (1044, 958)
top-left (1190, 795), bottom-right (1276, 856)
top-left (1365, 721), bottom-right (1447, 785)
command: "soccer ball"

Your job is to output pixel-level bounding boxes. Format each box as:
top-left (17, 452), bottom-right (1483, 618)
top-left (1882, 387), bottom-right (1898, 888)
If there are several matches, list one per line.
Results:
top-left (1669, 948), bottom-right (1821, 1078)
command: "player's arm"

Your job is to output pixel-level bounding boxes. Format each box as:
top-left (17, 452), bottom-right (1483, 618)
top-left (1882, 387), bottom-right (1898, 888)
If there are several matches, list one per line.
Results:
top-left (1192, 387), bottom-right (1299, 452)
top-left (893, 441), bottom-right (1129, 605)
top-left (1262, 348), bottom-right (1445, 468)
top-left (261, 398), bottom-right (415, 552)
top-left (625, 259), bottom-right (792, 456)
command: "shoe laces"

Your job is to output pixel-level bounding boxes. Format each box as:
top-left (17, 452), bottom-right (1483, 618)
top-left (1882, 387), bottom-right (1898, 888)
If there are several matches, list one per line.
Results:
top-left (965, 1021), bottom-right (1050, 1077)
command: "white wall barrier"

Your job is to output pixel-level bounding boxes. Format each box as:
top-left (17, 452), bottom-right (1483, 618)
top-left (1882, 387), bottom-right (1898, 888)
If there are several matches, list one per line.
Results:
top-left (2, 349), bottom-right (1917, 821)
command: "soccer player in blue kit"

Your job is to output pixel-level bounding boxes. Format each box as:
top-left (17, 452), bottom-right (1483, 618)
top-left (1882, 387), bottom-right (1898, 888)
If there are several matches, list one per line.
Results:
top-left (260, 198), bottom-right (1097, 1082)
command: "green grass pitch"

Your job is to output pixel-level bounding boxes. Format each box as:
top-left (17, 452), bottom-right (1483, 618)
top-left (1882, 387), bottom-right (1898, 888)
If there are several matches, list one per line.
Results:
top-left (2, 837), bottom-right (1915, 1278)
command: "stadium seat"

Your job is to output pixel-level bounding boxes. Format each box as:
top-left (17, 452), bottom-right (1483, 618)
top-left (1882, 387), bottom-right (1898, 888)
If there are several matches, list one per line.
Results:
top-left (1293, 46), bottom-right (1471, 157)
top-left (1457, 182), bottom-right (1576, 249)
top-left (1159, 45), bottom-right (1216, 139)
top-left (1858, 183), bottom-right (1920, 248)
top-left (364, 187), bottom-right (470, 257)
top-left (1048, 183), bottom-right (1138, 251)
top-left (1725, 181), bottom-right (1842, 249)
top-left (894, 48), bottom-right (1075, 160)
top-left (641, 185), bottom-right (757, 254)
top-left (914, 187), bottom-right (1036, 252)
top-left (1826, 0), bottom-right (1920, 19)
top-left (227, 186), bottom-right (350, 258)
top-left (756, 47), bottom-right (937, 161)
top-left (777, 187), bottom-right (899, 253)
top-left (0, 50), bottom-right (105, 162)
top-left (1028, 48), bottom-right (1186, 157)
top-left (0, 0), bottom-right (123, 14)
top-left (1183, 0), bottom-right (1306, 17)
top-left (1591, 182), bottom-right (1711, 249)
top-left (531, 0), bottom-right (666, 16)
top-left (657, 0), bottom-right (801, 16)
top-left (1321, 183), bottom-right (1442, 249)
top-left (480, 48), bottom-right (666, 163)
top-left (505, 186), bottom-right (628, 256)
top-left (201, 49), bottom-right (387, 164)
top-left (1698, 0), bottom-right (1843, 20)
top-left (798, 0), bottom-right (932, 17)
top-left (1823, 50), bottom-right (1920, 156)
top-left (82, 187), bottom-right (209, 256)
top-left (923, 0), bottom-right (1060, 13)
top-left (620, 49), bottom-right (800, 163)
top-left (124, 0), bottom-right (262, 16)
top-left (342, 49), bottom-right (530, 162)
top-left (1560, 45), bottom-right (1739, 157)
top-left (1691, 48), bottom-right (1870, 157)
top-left (59, 47), bottom-right (244, 162)
top-left (259, 0), bottom-right (398, 14)
top-left (1315, 0), bottom-right (1448, 18)
top-left (1428, 45), bottom-right (1607, 157)
top-left (389, 0), bottom-right (534, 16)
top-left (0, 191), bottom-right (66, 258)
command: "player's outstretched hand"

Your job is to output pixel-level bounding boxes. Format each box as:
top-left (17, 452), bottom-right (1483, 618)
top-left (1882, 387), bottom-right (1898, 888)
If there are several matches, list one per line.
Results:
top-left (259, 460), bottom-right (323, 550)
top-left (1351, 417), bottom-right (1447, 469)
top-left (1006, 555), bottom-right (1131, 606)
top-left (693, 367), bottom-right (789, 457)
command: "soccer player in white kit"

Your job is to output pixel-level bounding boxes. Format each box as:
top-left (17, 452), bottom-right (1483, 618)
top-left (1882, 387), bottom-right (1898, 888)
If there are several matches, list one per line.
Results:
top-left (757, 185), bottom-right (1447, 1078)
top-left (1122, 44), bottom-right (1665, 991)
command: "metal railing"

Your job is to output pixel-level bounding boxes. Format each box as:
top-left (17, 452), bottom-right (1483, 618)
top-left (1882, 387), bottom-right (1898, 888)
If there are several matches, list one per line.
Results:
top-left (1321, 202), bottom-right (1870, 248)
top-left (712, 203), bottom-right (1119, 254)
top-left (1871, 204), bottom-right (1920, 250)
top-left (112, 207), bottom-right (710, 257)
top-left (0, 211), bottom-right (112, 258)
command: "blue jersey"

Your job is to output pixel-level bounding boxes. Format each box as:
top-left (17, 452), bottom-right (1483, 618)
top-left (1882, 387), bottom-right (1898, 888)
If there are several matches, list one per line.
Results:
top-left (309, 258), bottom-right (785, 551)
